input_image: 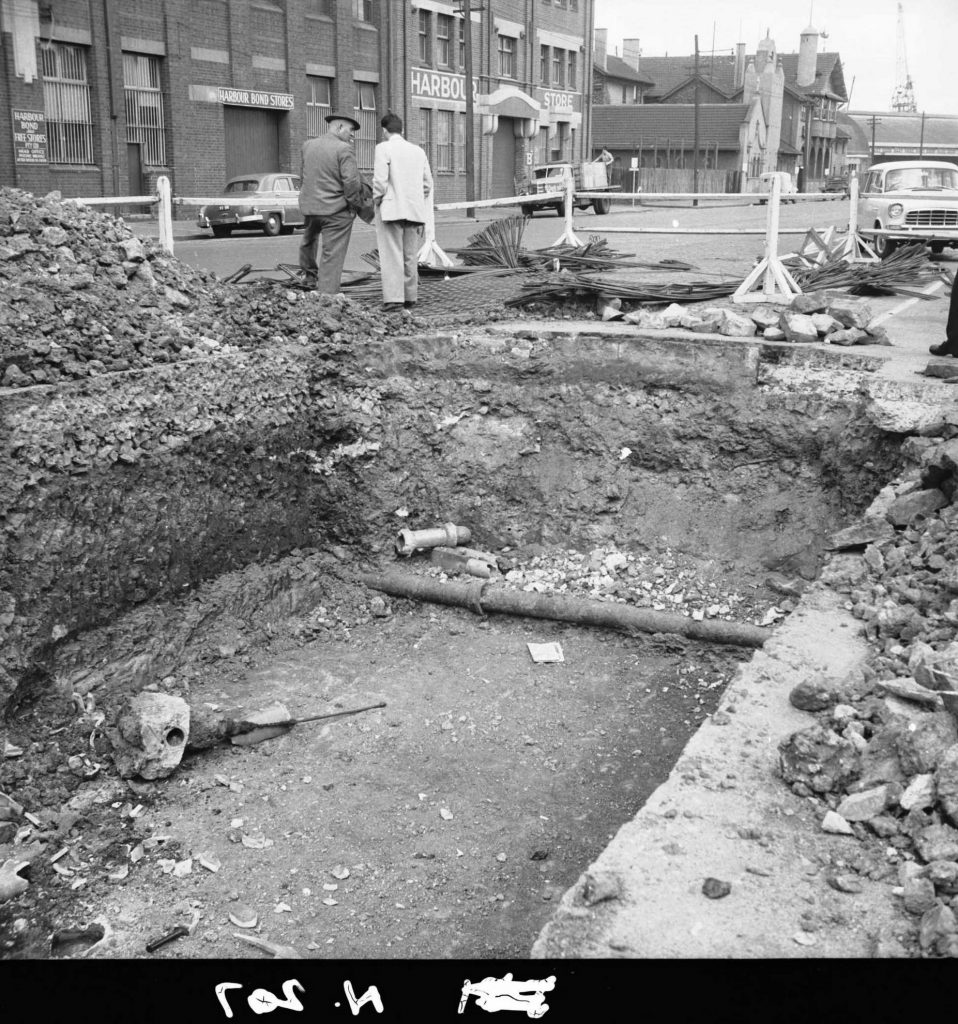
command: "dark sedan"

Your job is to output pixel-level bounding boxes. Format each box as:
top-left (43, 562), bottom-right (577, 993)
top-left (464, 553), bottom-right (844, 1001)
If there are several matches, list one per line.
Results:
top-left (197, 172), bottom-right (305, 237)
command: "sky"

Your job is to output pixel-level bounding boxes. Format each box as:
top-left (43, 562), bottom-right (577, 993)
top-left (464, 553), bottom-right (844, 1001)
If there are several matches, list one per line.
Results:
top-left (594, 0), bottom-right (956, 114)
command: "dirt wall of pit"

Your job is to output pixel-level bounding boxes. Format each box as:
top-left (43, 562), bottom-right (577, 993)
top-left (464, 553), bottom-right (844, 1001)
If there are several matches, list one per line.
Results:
top-left (1, 330), bottom-right (908, 706)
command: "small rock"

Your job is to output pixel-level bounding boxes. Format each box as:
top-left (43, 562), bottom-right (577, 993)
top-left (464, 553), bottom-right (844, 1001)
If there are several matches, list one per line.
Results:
top-left (821, 810), bottom-right (855, 835)
top-left (702, 877), bottom-right (731, 899)
top-left (937, 745), bottom-right (958, 827)
top-left (902, 874), bottom-right (938, 915)
top-left (900, 773), bottom-right (936, 812)
top-left (926, 861), bottom-right (958, 895)
top-left (919, 902), bottom-right (957, 952)
top-left (827, 872), bottom-right (864, 894)
top-left (916, 824), bottom-right (958, 864)
top-left (898, 714), bottom-right (958, 775)
top-left (885, 489), bottom-right (949, 527)
top-left (228, 904), bottom-right (258, 929)
top-left (789, 679), bottom-right (837, 712)
top-left (579, 871), bottom-right (622, 907)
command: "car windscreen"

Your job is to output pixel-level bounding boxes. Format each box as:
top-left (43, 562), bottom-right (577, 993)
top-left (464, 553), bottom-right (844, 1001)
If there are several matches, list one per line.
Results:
top-left (224, 180), bottom-right (261, 194)
top-left (885, 167), bottom-right (958, 190)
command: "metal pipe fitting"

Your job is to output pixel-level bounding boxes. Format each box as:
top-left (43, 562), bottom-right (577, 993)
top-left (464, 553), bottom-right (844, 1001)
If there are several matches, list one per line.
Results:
top-left (395, 522), bottom-right (471, 556)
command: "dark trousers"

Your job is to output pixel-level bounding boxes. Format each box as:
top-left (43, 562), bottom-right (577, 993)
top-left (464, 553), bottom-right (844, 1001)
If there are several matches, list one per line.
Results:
top-left (298, 208), bottom-right (355, 294)
top-left (948, 276), bottom-right (958, 344)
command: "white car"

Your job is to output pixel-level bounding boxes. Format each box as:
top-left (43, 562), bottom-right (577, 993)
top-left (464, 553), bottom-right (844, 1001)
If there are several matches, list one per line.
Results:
top-left (757, 171), bottom-right (797, 204)
top-left (858, 160), bottom-right (958, 257)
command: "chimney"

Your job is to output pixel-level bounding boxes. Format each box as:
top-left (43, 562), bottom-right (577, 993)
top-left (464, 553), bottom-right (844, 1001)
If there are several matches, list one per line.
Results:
top-left (594, 28), bottom-right (608, 72)
top-left (734, 42), bottom-right (746, 88)
top-left (797, 24), bottom-right (818, 87)
top-left (622, 38), bottom-right (641, 72)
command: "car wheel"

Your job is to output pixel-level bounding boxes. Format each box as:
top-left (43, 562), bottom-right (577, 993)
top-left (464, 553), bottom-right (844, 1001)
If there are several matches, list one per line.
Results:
top-left (873, 226), bottom-right (897, 259)
top-left (211, 225), bottom-right (232, 238)
top-left (593, 198), bottom-right (611, 215)
top-left (555, 201), bottom-right (565, 218)
top-left (263, 214), bottom-right (282, 237)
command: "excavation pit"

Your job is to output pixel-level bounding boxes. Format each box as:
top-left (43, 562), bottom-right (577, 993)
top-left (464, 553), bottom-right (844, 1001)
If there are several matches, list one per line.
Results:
top-left (0, 322), bottom-right (932, 958)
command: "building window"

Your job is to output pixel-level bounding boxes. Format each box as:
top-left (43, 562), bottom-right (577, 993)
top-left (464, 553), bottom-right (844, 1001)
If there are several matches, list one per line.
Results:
top-left (41, 43), bottom-right (94, 164)
top-left (456, 112), bottom-right (466, 172)
top-left (418, 10), bottom-right (431, 63)
top-left (568, 50), bottom-right (577, 89)
top-left (354, 82), bottom-right (377, 170)
top-left (498, 34), bottom-right (516, 78)
top-left (436, 109), bottom-right (454, 172)
top-left (551, 122), bottom-right (570, 161)
top-left (458, 19), bottom-right (465, 67)
top-left (537, 126), bottom-right (548, 165)
top-left (436, 13), bottom-right (452, 67)
top-left (123, 53), bottom-right (166, 166)
top-left (540, 45), bottom-right (550, 85)
top-left (353, 0), bottom-right (374, 21)
top-left (552, 49), bottom-right (564, 89)
top-left (305, 75), bottom-right (332, 137)
top-left (419, 107), bottom-right (433, 164)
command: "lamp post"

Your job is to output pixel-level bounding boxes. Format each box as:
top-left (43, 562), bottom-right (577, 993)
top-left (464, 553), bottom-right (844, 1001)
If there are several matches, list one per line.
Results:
top-left (462, 0), bottom-right (476, 219)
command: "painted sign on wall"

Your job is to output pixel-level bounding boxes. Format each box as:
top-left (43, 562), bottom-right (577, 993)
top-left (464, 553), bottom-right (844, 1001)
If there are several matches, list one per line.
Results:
top-left (12, 110), bottom-right (47, 163)
top-left (217, 87), bottom-right (294, 109)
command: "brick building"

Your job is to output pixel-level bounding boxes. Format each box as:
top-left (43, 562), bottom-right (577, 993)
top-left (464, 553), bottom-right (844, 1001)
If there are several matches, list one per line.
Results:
top-left (1, 0), bottom-right (594, 207)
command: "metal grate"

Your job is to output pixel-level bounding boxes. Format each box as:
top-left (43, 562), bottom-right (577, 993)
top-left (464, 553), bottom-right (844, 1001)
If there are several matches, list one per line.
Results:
top-left (436, 110), bottom-right (454, 172)
top-left (354, 82), bottom-right (377, 171)
top-left (40, 43), bottom-right (94, 164)
top-left (905, 210), bottom-right (958, 227)
top-left (123, 53), bottom-right (166, 166)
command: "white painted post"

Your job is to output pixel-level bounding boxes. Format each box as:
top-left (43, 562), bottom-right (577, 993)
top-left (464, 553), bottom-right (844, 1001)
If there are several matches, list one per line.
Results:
top-left (552, 166), bottom-right (582, 247)
top-left (732, 172), bottom-right (801, 303)
top-left (834, 169), bottom-right (878, 262)
top-left (157, 176), bottom-right (174, 255)
top-left (418, 199), bottom-right (455, 268)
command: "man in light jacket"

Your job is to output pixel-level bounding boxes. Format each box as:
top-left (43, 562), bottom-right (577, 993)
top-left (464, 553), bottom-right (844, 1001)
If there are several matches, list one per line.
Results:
top-left (298, 113), bottom-right (373, 293)
top-left (372, 112), bottom-right (433, 311)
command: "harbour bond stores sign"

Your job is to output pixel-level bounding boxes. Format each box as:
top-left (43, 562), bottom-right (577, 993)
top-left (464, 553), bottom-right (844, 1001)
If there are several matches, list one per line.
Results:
top-left (217, 87), bottom-right (294, 109)
top-left (410, 68), bottom-right (478, 102)
top-left (12, 110), bottom-right (47, 163)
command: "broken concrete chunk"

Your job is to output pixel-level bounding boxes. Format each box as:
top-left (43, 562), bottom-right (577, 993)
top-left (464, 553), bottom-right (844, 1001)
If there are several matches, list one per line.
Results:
top-left (811, 313), bottom-right (841, 336)
top-left (900, 773), bottom-right (937, 812)
top-left (821, 810), bottom-right (854, 835)
top-left (763, 327), bottom-right (786, 341)
top-left (790, 291), bottom-right (831, 314)
top-left (919, 902), bottom-right (957, 953)
top-left (828, 328), bottom-right (869, 347)
top-left (779, 725), bottom-right (861, 794)
top-left (779, 312), bottom-right (819, 344)
top-left (897, 714), bottom-right (958, 776)
top-left (789, 679), bottom-right (839, 712)
top-left (877, 677), bottom-right (943, 708)
top-left (925, 861), bottom-right (958, 895)
top-left (836, 785), bottom-right (892, 822)
top-left (828, 299), bottom-right (873, 330)
top-left (915, 824), bottom-right (958, 864)
top-left (578, 871), bottom-right (623, 907)
top-left (717, 309), bottom-right (757, 338)
top-left (885, 488), bottom-right (949, 527)
top-left (109, 692), bottom-right (190, 780)
top-left (902, 873), bottom-right (938, 915)
top-left (826, 518), bottom-right (896, 551)
top-left (936, 745), bottom-right (958, 828)
top-left (911, 642), bottom-right (958, 693)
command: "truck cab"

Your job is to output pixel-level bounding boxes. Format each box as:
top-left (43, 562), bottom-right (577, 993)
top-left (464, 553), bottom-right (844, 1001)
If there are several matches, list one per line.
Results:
top-left (520, 161), bottom-right (617, 217)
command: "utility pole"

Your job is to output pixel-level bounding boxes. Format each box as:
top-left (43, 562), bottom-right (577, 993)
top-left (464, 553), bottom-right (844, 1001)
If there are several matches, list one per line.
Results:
top-left (692, 35), bottom-right (700, 201)
top-left (868, 114), bottom-right (882, 161)
top-left (462, 0), bottom-right (476, 219)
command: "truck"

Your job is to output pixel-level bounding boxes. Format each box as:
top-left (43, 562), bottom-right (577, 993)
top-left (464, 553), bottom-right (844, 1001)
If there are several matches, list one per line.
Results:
top-left (518, 160), bottom-right (620, 217)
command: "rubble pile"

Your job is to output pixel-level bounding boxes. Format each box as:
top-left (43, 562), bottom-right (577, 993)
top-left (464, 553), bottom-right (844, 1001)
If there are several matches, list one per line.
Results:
top-left (0, 187), bottom-right (400, 389)
top-left (418, 544), bottom-right (790, 629)
top-left (778, 438), bottom-right (958, 957)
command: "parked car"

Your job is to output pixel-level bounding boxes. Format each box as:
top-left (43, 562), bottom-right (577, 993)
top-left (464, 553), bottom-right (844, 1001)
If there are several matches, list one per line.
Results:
top-left (757, 171), bottom-right (797, 204)
top-left (858, 160), bottom-right (958, 257)
top-left (823, 173), bottom-right (850, 196)
top-left (197, 173), bottom-right (305, 237)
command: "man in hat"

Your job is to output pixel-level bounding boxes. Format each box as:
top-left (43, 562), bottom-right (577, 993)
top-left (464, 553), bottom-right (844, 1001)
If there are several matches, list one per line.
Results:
top-left (372, 112), bottom-right (433, 311)
top-left (297, 113), bottom-right (373, 293)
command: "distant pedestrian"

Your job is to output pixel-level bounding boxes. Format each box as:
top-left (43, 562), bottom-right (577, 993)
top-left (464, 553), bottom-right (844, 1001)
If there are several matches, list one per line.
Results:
top-left (372, 112), bottom-right (433, 311)
top-left (297, 113), bottom-right (374, 293)
top-left (929, 271), bottom-right (958, 357)
top-left (594, 146), bottom-right (615, 186)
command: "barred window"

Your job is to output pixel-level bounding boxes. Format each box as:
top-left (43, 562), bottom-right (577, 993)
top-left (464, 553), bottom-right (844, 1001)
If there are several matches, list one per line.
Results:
top-left (436, 109), bottom-right (454, 172)
top-left (418, 10), bottom-right (430, 62)
top-left (456, 112), bottom-right (466, 173)
top-left (458, 19), bottom-right (465, 67)
top-left (123, 53), bottom-right (166, 166)
top-left (568, 50), bottom-right (577, 90)
top-left (354, 82), bottom-right (377, 171)
top-left (540, 45), bottom-right (549, 85)
top-left (419, 107), bottom-right (433, 164)
top-left (436, 14), bottom-right (452, 67)
top-left (305, 75), bottom-right (332, 137)
top-left (497, 34), bottom-right (516, 78)
top-left (41, 43), bottom-right (94, 164)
